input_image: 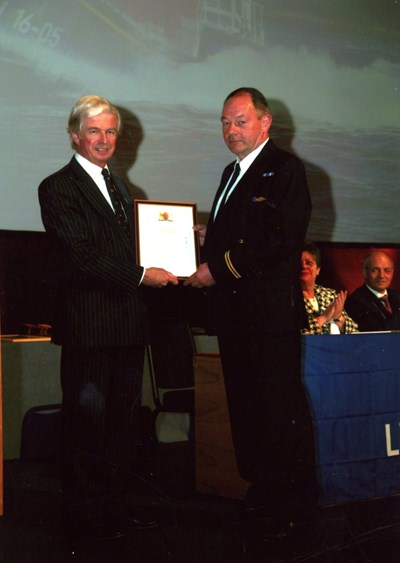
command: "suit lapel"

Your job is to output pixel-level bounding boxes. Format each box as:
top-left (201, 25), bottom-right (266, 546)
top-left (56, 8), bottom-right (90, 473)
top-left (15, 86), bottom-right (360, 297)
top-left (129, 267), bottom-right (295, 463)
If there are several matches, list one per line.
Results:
top-left (69, 158), bottom-right (132, 244)
top-left (69, 157), bottom-right (113, 217)
top-left (209, 162), bottom-right (235, 222)
top-left (112, 174), bottom-right (135, 240)
top-left (213, 142), bottom-right (275, 223)
top-left (361, 286), bottom-right (389, 320)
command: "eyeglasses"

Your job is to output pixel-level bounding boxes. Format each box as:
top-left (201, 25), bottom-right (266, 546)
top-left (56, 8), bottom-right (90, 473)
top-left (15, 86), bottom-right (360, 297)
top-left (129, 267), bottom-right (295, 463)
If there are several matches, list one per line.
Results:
top-left (302, 259), bottom-right (316, 267)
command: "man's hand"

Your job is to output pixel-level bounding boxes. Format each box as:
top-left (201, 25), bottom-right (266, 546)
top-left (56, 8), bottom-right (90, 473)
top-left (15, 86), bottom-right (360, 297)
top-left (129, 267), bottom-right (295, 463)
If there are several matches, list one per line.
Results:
top-left (184, 262), bottom-right (216, 288)
top-left (193, 224), bottom-right (207, 247)
top-left (142, 267), bottom-right (179, 288)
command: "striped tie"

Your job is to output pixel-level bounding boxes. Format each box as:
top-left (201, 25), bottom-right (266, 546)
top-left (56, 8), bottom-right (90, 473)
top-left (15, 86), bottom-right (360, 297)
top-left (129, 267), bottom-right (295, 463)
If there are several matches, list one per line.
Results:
top-left (380, 295), bottom-right (392, 313)
top-left (102, 168), bottom-right (129, 237)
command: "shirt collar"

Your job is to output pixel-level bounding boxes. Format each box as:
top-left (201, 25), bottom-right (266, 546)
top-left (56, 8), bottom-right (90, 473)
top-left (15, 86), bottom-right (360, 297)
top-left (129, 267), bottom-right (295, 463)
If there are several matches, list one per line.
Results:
top-left (236, 139), bottom-right (269, 174)
top-left (75, 153), bottom-right (106, 179)
top-left (366, 284), bottom-right (388, 299)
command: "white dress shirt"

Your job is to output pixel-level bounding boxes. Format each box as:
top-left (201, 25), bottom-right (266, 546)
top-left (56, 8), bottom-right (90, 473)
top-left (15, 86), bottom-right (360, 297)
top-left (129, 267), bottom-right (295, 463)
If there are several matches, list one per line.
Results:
top-left (213, 139), bottom-right (269, 220)
top-left (75, 154), bottom-right (114, 209)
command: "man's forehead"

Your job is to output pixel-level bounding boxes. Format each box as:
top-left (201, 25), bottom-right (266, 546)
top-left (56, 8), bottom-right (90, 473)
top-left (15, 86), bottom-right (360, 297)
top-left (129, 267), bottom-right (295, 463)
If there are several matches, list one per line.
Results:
top-left (220, 109), bottom-right (248, 121)
top-left (369, 259), bottom-right (394, 269)
top-left (223, 92), bottom-right (253, 109)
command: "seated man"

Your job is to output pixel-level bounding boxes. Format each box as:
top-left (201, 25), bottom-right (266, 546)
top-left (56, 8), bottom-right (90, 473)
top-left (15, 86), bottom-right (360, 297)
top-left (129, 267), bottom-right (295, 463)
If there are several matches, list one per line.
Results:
top-left (346, 250), bottom-right (400, 332)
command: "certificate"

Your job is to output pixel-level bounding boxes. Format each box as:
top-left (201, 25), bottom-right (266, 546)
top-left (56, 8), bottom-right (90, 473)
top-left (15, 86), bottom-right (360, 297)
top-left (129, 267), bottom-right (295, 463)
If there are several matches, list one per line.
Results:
top-left (134, 200), bottom-right (200, 279)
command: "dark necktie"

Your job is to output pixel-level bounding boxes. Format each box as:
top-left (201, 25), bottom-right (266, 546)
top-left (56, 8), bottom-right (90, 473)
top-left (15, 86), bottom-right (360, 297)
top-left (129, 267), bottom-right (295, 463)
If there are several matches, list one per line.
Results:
top-left (213, 162), bottom-right (241, 220)
top-left (221, 162), bottom-right (240, 206)
top-left (379, 294), bottom-right (392, 314)
top-left (101, 168), bottom-right (129, 237)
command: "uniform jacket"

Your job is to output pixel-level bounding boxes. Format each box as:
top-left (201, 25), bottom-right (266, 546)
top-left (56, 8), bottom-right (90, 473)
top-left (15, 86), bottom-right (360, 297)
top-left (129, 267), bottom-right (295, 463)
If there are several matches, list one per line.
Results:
top-left (346, 284), bottom-right (400, 332)
top-left (302, 284), bottom-right (359, 335)
top-left (203, 140), bottom-right (311, 334)
top-left (38, 156), bottom-right (147, 347)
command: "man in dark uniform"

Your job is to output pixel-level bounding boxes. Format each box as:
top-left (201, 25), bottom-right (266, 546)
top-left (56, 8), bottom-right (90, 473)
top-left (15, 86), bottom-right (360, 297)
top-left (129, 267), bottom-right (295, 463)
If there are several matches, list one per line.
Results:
top-left (185, 87), bottom-right (316, 526)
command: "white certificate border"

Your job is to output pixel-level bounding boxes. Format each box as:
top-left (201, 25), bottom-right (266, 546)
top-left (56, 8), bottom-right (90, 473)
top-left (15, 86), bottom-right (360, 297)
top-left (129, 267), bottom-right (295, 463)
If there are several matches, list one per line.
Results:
top-left (134, 200), bottom-right (199, 279)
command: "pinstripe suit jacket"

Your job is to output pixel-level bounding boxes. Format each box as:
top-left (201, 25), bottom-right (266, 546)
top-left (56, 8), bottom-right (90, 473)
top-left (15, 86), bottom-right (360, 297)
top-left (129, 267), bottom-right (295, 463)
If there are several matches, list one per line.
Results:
top-left (38, 156), bottom-right (148, 347)
top-left (203, 140), bottom-right (311, 334)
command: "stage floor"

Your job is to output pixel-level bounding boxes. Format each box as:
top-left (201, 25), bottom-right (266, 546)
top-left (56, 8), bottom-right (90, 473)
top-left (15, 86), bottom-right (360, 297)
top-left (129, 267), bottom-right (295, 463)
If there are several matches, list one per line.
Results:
top-left (1, 441), bottom-right (400, 562)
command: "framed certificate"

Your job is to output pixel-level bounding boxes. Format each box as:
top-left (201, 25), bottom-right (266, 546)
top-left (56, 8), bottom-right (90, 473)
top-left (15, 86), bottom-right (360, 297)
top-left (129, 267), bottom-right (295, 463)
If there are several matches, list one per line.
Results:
top-left (134, 200), bottom-right (200, 279)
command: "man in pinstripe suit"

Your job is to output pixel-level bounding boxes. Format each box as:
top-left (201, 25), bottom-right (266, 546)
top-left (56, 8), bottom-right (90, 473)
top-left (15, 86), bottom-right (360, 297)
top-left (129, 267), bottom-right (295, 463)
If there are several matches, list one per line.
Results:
top-left (38, 95), bottom-right (178, 540)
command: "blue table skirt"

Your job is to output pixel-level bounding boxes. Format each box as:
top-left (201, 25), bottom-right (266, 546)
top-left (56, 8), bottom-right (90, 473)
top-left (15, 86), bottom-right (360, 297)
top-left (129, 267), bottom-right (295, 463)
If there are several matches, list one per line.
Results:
top-left (302, 333), bottom-right (400, 504)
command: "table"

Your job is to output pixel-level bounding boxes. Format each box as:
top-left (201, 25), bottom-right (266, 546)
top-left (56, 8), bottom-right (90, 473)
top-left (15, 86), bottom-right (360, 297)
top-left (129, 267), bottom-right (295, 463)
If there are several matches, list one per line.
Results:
top-left (195, 333), bottom-right (400, 505)
top-left (302, 332), bottom-right (400, 504)
top-left (1, 336), bottom-right (62, 460)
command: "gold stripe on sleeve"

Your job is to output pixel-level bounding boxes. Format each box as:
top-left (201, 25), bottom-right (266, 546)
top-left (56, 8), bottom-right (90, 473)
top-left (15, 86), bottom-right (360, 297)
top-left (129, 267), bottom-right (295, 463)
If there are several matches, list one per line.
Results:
top-left (224, 250), bottom-right (241, 279)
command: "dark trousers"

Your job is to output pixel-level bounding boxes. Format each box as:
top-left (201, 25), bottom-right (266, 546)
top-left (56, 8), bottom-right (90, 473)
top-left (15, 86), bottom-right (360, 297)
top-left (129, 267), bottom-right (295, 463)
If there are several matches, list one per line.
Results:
top-left (218, 328), bottom-right (317, 513)
top-left (60, 345), bottom-right (145, 526)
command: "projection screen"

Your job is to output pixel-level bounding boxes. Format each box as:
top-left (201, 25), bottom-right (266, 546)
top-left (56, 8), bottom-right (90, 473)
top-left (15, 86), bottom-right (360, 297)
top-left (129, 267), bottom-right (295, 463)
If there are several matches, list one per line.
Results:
top-left (1, 0), bottom-right (399, 241)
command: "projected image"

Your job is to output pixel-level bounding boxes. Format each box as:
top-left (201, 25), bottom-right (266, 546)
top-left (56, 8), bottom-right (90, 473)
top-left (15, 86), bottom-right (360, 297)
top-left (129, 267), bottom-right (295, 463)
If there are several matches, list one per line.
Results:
top-left (1, 0), bottom-right (399, 242)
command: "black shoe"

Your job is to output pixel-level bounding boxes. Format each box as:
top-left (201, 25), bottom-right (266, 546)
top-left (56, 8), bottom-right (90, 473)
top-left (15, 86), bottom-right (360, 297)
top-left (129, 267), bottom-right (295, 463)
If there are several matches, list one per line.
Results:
top-left (69, 523), bottom-right (126, 541)
top-left (89, 524), bottom-right (126, 540)
top-left (224, 504), bottom-right (274, 526)
top-left (125, 514), bottom-right (159, 530)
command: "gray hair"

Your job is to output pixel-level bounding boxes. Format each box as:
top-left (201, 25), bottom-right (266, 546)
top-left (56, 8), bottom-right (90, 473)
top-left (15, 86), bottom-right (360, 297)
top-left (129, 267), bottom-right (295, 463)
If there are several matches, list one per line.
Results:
top-left (67, 95), bottom-right (121, 149)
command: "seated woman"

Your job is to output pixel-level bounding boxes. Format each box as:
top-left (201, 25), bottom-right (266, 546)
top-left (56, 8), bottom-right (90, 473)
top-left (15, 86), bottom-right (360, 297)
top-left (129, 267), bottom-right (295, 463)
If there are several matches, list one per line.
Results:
top-left (300, 241), bottom-right (358, 335)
